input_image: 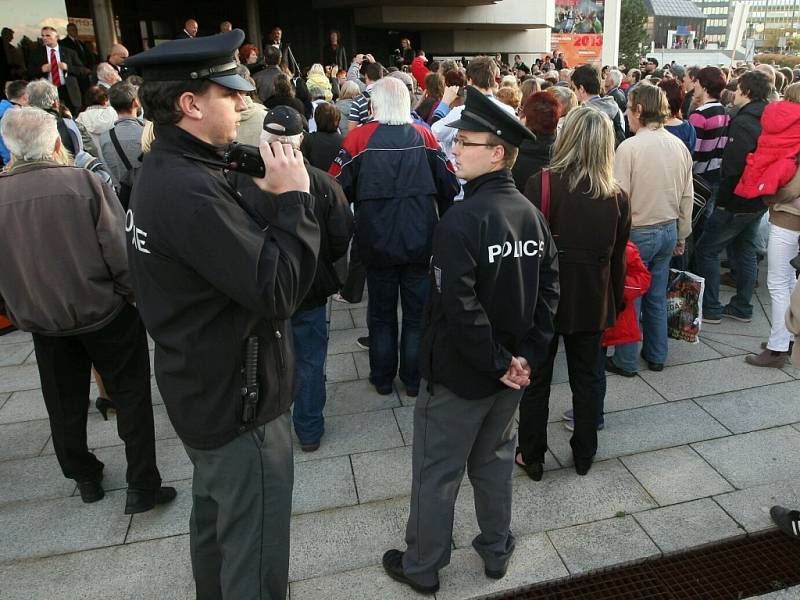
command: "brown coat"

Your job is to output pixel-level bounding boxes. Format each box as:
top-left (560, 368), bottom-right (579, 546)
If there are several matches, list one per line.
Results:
top-left (525, 169), bottom-right (631, 334)
top-left (0, 160), bottom-right (131, 335)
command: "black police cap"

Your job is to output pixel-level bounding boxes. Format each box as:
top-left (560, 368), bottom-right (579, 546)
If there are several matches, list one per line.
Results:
top-left (125, 29), bottom-right (254, 92)
top-left (447, 86), bottom-right (535, 147)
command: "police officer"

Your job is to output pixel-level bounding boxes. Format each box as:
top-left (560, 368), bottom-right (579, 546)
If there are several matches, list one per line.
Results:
top-left (124, 30), bottom-right (320, 600)
top-left (382, 87), bottom-right (560, 593)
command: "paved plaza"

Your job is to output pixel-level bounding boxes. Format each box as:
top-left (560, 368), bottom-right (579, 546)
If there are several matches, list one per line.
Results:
top-left (2, 270), bottom-right (800, 599)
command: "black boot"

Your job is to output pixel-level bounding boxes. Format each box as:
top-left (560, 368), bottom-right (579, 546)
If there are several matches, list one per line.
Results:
top-left (124, 486), bottom-right (177, 514)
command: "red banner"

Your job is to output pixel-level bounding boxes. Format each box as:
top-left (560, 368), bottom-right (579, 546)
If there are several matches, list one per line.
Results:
top-left (551, 33), bottom-right (604, 66)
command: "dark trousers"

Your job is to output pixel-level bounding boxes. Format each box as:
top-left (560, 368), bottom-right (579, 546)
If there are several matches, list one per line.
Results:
top-left (365, 263), bottom-right (428, 391)
top-left (290, 305), bottom-right (328, 445)
top-left (340, 237), bottom-right (366, 303)
top-left (31, 303), bottom-right (161, 488)
top-left (184, 412), bottom-right (293, 600)
top-left (518, 331), bottom-right (603, 465)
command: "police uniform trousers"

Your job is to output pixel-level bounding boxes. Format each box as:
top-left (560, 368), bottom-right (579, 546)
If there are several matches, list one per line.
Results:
top-left (183, 411), bottom-right (293, 600)
top-left (31, 303), bottom-right (161, 489)
top-left (402, 379), bottom-right (522, 586)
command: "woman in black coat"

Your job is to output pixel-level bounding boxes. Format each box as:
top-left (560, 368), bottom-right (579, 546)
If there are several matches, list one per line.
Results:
top-left (512, 92), bottom-right (560, 192)
top-left (516, 106), bottom-right (631, 480)
top-left (301, 103), bottom-right (344, 171)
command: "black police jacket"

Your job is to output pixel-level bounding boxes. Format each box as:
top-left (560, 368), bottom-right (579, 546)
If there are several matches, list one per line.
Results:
top-left (420, 169), bottom-right (560, 400)
top-left (126, 124), bottom-right (320, 449)
top-left (229, 160), bottom-right (353, 311)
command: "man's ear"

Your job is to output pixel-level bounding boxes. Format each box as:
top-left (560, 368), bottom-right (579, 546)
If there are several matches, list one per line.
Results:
top-left (176, 91), bottom-right (203, 121)
top-left (491, 143), bottom-right (505, 167)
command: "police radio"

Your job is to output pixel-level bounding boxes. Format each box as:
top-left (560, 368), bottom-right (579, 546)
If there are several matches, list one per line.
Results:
top-left (183, 142), bottom-right (265, 178)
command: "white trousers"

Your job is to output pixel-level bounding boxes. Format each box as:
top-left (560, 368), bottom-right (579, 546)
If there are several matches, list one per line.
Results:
top-left (767, 222), bottom-right (800, 351)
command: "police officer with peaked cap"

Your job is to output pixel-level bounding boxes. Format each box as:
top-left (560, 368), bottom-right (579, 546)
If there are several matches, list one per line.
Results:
top-left (382, 86), bottom-right (560, 593)
top-left (124, 30), bottom-right (320, 599)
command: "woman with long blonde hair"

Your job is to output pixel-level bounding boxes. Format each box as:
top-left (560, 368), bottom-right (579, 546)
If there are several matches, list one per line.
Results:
top-left (516, 106), bottom-right (631, 480)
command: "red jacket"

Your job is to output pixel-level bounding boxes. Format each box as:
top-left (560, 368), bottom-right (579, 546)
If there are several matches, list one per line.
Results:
top-left (601, 242), bottom-right (651, 347)
top-left (735, 100), bottom-right (800, 199)
top-left (411, 56), bottom-right (429, 90)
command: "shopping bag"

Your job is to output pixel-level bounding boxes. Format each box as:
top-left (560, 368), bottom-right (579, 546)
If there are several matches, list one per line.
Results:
top-left (666, 269), bottom-right (705, 344)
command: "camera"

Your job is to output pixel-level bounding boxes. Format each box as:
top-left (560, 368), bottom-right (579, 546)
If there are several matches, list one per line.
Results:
top-left (224, 143), bottom-right (265, 178)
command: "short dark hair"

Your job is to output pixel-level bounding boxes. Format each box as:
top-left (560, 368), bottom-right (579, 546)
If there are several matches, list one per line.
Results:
top-left (4, 80), bottom-right (27, 101)
top-left (520, 91), bottom-right (561, 137)
top-left (264, 46), bottom-right (281, 66)
top-left (364, 62), bottom-right (383, 82)
top-left (84, 85), bottom-right (108, 107)
top-left (571, 64), bottom-right (602, 95)
top-left (108, 82), bottom-right (138, 112)
top-left (696, 66), bottom-right (726, 99)
top-left (738, 70), bottom-right (772, 102)
top-left (314, 102), bottom-right (340, 133)
top-left (138, 79), bottom-right (212, 125)
top-left (657, 78), bottom-right (685, 118)
top-left (647, 57), bottom-right (659, 67)
top-left (272, 73), bottom-right (293, 97)
top-left (687, 65), bottom-right (701, 80)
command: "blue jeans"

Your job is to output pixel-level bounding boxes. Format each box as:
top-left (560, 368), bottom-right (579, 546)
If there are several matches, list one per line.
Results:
top-left (694, 207), bottom-right (766, 319)
top-left (612, 222), bottom-right (677, 372)
top-left (366, 264), bottom-right (429, 391)
top-left (291, 305), bottom-right (328, 444)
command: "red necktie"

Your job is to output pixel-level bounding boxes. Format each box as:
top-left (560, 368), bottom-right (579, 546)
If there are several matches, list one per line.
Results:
top-left (50, 49), bottom-right (61, 87)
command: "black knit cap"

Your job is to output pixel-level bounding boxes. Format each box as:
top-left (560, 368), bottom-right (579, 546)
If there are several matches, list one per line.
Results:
top-left (124, 29), bottom-right (254, 92)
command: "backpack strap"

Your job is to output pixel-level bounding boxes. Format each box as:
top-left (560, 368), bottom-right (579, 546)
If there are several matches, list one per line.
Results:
top-left (109, 127), bottom-right (133, 172)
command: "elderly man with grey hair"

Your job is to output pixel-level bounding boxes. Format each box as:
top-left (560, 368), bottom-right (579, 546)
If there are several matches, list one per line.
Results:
top-left (604, 68), bottom-right (627, 113)
top-left (330, 77), bottom-right (460, 397)
top-left (0, 107), bottom-right (174, 514)
top-left (26, 78), bottom-right (86, 155)
top-left (96, 62), bottom-right (122, 89)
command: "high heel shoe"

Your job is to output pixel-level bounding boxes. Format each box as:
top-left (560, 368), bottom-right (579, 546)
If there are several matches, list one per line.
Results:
top-left (95, 397), bottom-right (116, 420)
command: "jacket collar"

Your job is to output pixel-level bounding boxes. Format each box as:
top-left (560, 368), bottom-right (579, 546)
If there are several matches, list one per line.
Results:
top-left (152, 123), bottom-right (226, 162)
top-left (736, 99), bottom-right (767, 119)
top-left (1, 159), bottom-right (64, 177)
top-left (464, 169), bottom-right (514, 197)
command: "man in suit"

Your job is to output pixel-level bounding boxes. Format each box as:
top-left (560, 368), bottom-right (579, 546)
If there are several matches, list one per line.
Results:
top-left (59, 23), bottom-right (94, 99)
top-left (177, 19), bottom-right (199, 39)
top-left (28, 26), bottom-right (86, 115)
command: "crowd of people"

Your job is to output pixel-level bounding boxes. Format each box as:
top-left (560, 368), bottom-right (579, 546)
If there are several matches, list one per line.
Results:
top-left (2, 20), bottom-right (800, 599)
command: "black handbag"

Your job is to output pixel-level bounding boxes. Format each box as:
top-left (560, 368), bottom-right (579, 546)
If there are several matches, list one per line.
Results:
top-left (691, 172), bottom-right (712, 227)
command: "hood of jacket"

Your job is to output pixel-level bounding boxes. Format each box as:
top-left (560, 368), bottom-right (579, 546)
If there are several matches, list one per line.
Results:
top-left (76, 106), bottom-right (118, 135)
top-left (518, 135), bottom-right (555, 160)
top-left (587, 95), bottom-right (619, 120)
top-left (239, 96), bottom-right (267, 124)
top-left (761, 100), bottom-right (800, 136)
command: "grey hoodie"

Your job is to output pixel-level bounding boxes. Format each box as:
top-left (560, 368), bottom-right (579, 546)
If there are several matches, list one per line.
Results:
top-left (586, 95), bottom-right (626, 147)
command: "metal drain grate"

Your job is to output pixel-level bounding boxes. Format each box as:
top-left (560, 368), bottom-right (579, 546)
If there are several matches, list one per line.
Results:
top-left (493, 530), bottom-right (800, 600)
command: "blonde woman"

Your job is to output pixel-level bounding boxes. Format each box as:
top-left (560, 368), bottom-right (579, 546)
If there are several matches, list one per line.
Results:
top-left (517, 106), bottom-right (631, 480)
top-left (306, 63), bottom-right (333, 101)
top-left (335, 80), bottom-right (360, 129)
top-left (609, 84), bottom-right (693, 376)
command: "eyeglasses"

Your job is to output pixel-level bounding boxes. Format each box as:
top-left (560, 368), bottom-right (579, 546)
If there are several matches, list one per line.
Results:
top-left (454, 137), bottom-right (497, 148)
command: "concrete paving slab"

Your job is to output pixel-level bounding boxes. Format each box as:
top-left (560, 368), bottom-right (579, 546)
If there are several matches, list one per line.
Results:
top-left (701, 333), bottom-right (765, 357)
top-left (126, 479), bottom-right (192, 543)
top-left (453, 459), bottom-right (656, 547)
top-left (634, 498), bottom-right (744, 553)
top-left (620, 446), bottom-right (734, 506)
top-left (354, 350), bottom-right (370, 380)
top-left (695, 381), bottom-right (800, 434)
top-left (546, 375), bottom-right (665, 424)
top-left (331, 296), bottom-right (367, 311)
top-left (751, 586), bottom-right (800, 600)
top-left (662, 338), bottom-right (723, 367)
top-left (0, 343), bottom-right (34, 368)
top-left (0, 364), bottom-right (42, 394)
top-left (330, 309), bottom-right (354, 331)
top-left (0, 330), bottom-right (32, 345)
top-left (394, 405), bottom-right (413, 445)
top-left (638, 357), bottom-right (792, 401)
top-left (293, 455), bottom-right (358, 514)
top-left (0, 534), bottom-right (193, 600)
top-left (693, 426), bottom-right (800, 489)
top-left (328, 327), bottom-right (369, 355)
top-left (545, 400), bottom-right (730, 466)
top-left (0, 393), bottom-right (7, 411)
top-left (291, 564), bottom-right (425, 600)
top-left (714, 479), bottom-right (800, 533)
top-left (83, 404), bottom-right (176, 451)
top-left (0, 490), bottom-right (131, 562)
top-left (351, 445), bottom-right (412, 504)
top-left (547, 515), bottom-right (660, 574)
top-left (325, 352), bottom-right (358, 383)
top-left (701, 303), bottom-right (771, 337)
top-left (436, 532), bottom-right (569, 600)
top-left (325, 379), bottom-right (400, 416)
top-left (150, 378), bottom-right (164, 406)
top-left (0, 419), bottom-right (51, 461)
top-left (0, 389), bottom-right (48, 424)
top-left (0, 454), bottom-right (76, 505)
top-left (92, 437), bottom-right (193, 492)
top-left (293, 409), bottom-right (404, 464)
top-left (288, 497), bottom-right (408, 581)
top-left (350, 306), bottom-right (367, 328)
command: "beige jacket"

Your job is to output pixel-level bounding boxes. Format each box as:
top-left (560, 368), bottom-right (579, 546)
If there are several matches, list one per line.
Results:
top-left (235, 96), bottom-right (269, 147)
top-left (766, 157), bottom-right (800, 231)
top-left (0, 160), bottom-right (132, 335)
top-left (614, 126), bottom-right (694, 241)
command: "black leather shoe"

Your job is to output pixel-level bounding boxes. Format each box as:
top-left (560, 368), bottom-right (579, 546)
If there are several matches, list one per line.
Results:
top-left (77, 479), bottom-right (105, 503)
top-left (574, 459), bottom-right (593, 476)
top-left (124, 486), bottom-right (177, 514)
top-left (485, 564), bottom-right (508, 579)
top-left (605, 356), bottom-right (636, 378)
top-left (300, 440), bottom-right (321, 452)
top-left (382, 549), bottom-right (439, 594)
top-left (515, 448), bottom-right (543, 481)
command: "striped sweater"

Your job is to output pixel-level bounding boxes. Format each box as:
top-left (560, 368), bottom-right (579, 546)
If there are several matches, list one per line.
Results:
top-left (689, 102), bottom-right (730, 175)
